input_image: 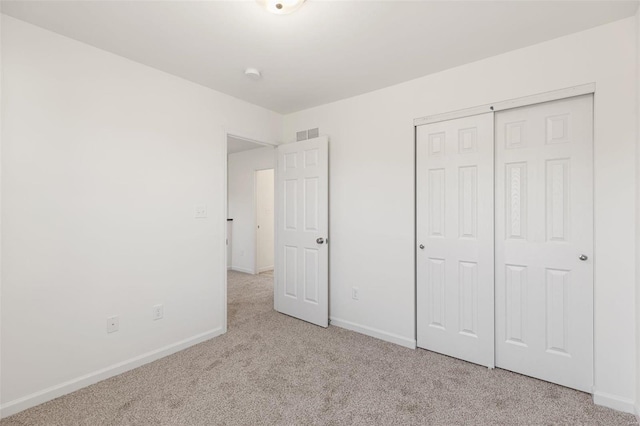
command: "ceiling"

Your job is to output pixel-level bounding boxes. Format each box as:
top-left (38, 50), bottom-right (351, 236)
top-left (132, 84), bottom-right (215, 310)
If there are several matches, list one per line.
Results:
top-left (2, 1), bottom-right (638, 114)
top-left (227, 135), bottom-right (269, 154)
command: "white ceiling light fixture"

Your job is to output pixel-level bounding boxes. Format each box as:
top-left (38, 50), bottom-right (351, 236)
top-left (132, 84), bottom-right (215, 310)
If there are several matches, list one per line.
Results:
top-left (257, 0), bottom-right (306, 15)
top-left (244, 68), bottom-right (262, 80)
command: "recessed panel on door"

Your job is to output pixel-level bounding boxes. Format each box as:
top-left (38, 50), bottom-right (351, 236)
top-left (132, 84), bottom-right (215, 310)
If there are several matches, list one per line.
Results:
top-left (495, 94), bottom-right (593, 392)
top-left (416, 112), bottom-right (494, 368)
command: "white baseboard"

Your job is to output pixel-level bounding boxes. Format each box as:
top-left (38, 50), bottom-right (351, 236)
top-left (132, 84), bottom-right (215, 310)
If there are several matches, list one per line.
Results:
top-left (635, 404), bottom-right (640, 424)
top-left (592, 390), bottom-right (636, 414)
top-left (230, 266), bottom-right (254, 274)
top-left (227, 265), bottom-right (231, 270)
top-left (0, 327), bottom-right (224, 419)
top-left (329, 317), bottom-right (416, 349)
top-left (257, 266), bottom-right (274, 273)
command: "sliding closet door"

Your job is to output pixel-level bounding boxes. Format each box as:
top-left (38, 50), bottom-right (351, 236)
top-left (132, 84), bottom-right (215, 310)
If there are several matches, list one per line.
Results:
top-left (416, 113), bottom-right (494, 367)
top-left (495, 95), bottom-right (593, 392)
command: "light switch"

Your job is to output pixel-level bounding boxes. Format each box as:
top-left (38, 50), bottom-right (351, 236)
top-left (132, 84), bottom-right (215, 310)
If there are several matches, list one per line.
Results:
top-left (194, 204), bottom-right (207, 218)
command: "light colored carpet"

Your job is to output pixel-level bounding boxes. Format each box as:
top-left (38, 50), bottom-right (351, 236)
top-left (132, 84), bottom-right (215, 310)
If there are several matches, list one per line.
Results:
top-left (2, 271), bottom-right (636, 425)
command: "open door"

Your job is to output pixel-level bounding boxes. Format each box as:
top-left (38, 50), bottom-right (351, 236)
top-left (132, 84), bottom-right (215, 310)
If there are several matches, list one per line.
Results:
top-left (274, 136), bottom-right (329, 327)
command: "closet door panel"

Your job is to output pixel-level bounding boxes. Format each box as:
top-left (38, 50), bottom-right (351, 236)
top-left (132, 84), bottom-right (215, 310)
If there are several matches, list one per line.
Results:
top-left (495, 95), bottom-right (594, 392)
top-left (416, 113), bottom-right (494, 367)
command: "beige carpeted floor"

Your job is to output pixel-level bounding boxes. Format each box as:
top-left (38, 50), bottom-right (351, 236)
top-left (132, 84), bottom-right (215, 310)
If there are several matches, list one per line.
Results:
top-left (2, 270), bottom-right (637, 425)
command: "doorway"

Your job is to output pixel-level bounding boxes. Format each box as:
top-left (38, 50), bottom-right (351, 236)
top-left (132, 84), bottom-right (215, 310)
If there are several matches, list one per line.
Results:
top-left (224, 132), bottom-right (330, 331)
top-left (225, 133), bottom-right (276, 330)
top-left (415, 91), bottom-right (594, 393)
top-left (226, 134), bottom-right (275, 275)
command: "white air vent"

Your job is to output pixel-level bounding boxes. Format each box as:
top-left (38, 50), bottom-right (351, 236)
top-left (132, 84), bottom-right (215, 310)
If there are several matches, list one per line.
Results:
top-left (296, 130), bottom-right (308, 142)
top-left (308, 128), bottom-right (319, 139)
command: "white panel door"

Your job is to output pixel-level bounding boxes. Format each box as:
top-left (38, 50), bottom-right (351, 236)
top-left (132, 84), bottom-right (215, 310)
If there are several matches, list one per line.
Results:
top-left (275, 136), bottom-right (328, 327)
top-left (495, 95), bottom-right (593, 392)
top-left (416, 113), bottom-right (494, 367)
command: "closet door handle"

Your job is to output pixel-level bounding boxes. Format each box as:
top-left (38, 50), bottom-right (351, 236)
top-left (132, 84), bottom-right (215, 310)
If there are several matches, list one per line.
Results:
top-left (419, 244), bottom-right (425, 250)
top-left (579, 254), bottom-right (588, 261)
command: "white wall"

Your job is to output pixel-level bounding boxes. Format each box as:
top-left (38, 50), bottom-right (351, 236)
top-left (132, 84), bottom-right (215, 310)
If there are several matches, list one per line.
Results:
top-left (256, 169), bottom-right (275, 272)
top-left (1, 15), bottom-right (281, 416)
top-left (227, 146), bottom-right (275, 274)
top-left (284, 17), bottom-right (638, 412)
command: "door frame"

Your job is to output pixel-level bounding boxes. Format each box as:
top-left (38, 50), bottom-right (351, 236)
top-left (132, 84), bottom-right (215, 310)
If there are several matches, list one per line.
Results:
top-left (254, 168), bottom-right (275, 274)
top-left (413, 82), bottom-right (596, 373)
top-left (222, 129), bottom-right (277, 333)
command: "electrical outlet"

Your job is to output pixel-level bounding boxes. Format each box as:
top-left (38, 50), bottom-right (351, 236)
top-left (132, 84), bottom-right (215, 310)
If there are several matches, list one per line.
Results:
top-left (194, 204), bottom-right (207, 218)
top-left (153, 304), bottom-right (164, 320)
top-left (107, 316), bottom-right (119, 333)
top-left (352, 287), bottom-right (359, 301)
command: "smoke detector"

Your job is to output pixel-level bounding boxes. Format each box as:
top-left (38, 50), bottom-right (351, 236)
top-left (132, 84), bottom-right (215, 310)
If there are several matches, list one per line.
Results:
top-left (257, 0), bottom-right (306, 15)
top-left (244, 68), bottom-right (262, 80)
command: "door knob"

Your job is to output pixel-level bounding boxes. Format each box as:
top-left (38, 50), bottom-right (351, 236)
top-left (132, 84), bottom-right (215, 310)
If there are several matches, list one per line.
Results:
top-left (579, 254), bottom-right (588, 261)
top-left (316, 237), bottom-right (325, 245)
top-left (419, 244), bottom-right (425, 250)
